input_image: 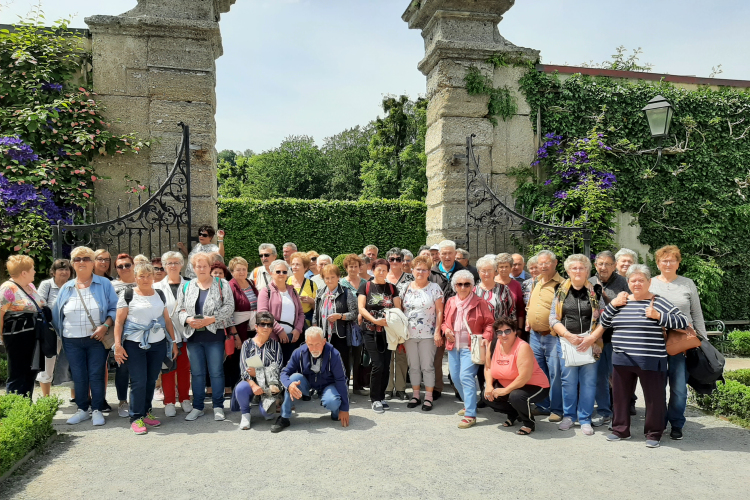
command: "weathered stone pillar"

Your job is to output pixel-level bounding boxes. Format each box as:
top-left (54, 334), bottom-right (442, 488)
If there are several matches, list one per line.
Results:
top-left (85, 0), bottom-right (236, 240)
top-left (403, 0), bottom-right (539, 247)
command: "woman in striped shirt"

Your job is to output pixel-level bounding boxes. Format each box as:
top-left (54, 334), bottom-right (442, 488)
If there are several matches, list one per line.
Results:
top-left (599, 264), bottom-right (688, 448)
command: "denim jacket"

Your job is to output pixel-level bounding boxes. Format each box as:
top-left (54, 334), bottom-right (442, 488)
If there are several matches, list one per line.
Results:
top-left (122, 317), bottom-right (169, 351)
top-left (51, 275), bottom-right (119, 336)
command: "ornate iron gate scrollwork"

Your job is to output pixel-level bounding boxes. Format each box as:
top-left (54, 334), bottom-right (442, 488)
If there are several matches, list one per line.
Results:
top-left (460, 134), bottom-right (591, 258)
top-left (52, 123), bottom-right (193, 259)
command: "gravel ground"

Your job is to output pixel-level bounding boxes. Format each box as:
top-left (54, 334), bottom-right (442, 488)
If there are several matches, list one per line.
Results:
top-left (2, 363), bottom-right (750, 500)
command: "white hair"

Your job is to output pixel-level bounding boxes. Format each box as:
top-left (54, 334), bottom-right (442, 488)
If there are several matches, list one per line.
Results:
top-left (495, 253), bottom-right (513, 265)
top-left (537, 250), bottom-right (558, 262)
top-left (615, 248), bottom-right (638, 262)
top-left (527, 255), bottom-right (539, 266)
top-left (626, 264), bottom-right (651, 281)
top-left (268, 259), bottom-right (289, 273)
top-left (450, 269), bottom-right (475, 292)
top-left (475, 256), bottom-right (497, 271)
top-left (563, 254), bottom-right (592, 273)
top-left (282, 242), bottom-right (297, 250)
top-left (161, 251), bottom-right (184, 267)
top-left (259, 243), bottom-right (277, 255)
top-left (317, 254), bottom-right (332, 265)
top-left (363, 245), bottom-right (378, 253)
top-left (401, 249), bottom-right (414, 259)
top-left (438, 240), bottom-right (456, 251)
top-left (305, 326), bottom-right (325, 341)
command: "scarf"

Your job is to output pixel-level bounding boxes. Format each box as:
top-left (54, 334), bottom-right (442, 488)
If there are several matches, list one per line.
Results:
top-left (554, 279), bottom-right (601, 331)
top-left (321, 287), bottom-right (337, 339)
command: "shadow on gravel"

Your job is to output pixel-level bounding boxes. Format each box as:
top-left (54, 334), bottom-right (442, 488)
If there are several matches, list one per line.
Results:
top-left (0, 434), bottom-right (77, 499)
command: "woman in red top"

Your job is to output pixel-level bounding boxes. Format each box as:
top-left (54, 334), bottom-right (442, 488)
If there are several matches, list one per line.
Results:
top-left (484, 316), bottom-right (550, 436)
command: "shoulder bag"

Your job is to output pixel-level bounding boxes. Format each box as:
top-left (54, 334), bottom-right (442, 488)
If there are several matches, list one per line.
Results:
top-left (466, 316), bottom-right (486, 365)
top-left (14, 283), bottom-right (57, 358)
top-left (559, 332), bottom-right (595, 367)
top-left (75, 285), bottom-right (115, 350)
top-left (650, 296), bottom-right (702, 355)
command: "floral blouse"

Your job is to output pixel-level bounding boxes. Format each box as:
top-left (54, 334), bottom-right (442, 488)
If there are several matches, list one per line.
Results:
top-left (0, 280), bottom-right (45, 336)
top-left (401, 281), bottom-right (444, 339)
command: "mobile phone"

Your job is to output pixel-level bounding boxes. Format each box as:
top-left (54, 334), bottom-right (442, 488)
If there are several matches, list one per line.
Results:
top-left (193, 314), bottom-right (206, 331)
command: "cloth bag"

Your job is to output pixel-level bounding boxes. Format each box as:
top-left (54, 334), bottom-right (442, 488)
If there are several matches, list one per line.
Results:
top-left (466, 317), bottom-right (485, 365)
top-left (559, 332), bottom-right (595, 367)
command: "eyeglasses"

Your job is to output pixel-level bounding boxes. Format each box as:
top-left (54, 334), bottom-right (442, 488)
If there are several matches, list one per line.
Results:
top-left (199, 232), bottom-right (210, 238)
top-left (274, 270), bottom-right (288, 275)
top-left (413, 268), bottom-right (429, 273)
top-left (259, 253), bottom-right (271, 258)
top-left (257, 322), bottom-right (274, 328)
top-left (95, 257), bottom-right (111, 263)
top-left (389, 257), bottom-right (402, 262)
top-left (153, 267), bottom-right (165, 272)
top-left (495, 328), bottom-right (514, 336)
top-left (116, 263), bottom-right (133, 270)
top-left (660, 260), bottom-right (678, 265)
top-left (73, 257), bottom-right (92, 263)
top-left (455, 282), bottom-right (472, 288)
top-left (165, 262), bottom-right (181, 267)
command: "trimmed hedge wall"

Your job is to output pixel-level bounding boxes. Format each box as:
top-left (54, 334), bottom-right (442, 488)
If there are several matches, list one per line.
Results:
top-left (0, 394), bottom-right (60, 476)
top-left (692, 370), bottom-right (750, 425)
top-left (218, 198), bottom-right (427, 267)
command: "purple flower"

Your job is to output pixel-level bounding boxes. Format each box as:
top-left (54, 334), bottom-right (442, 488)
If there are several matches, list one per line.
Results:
top-left (554, 191), bottom-right (568, 199)
top-left (0, 136), bottom-right (39, 165)
top-left (41, 82), bottom-right (63, 93)
top-left (544, 179), bottom-right (553, 186)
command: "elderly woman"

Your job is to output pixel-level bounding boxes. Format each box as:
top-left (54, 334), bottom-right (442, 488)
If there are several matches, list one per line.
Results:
top-left (521, 255), bottom-right (539, 307)
top-left (0, 255), bottom-right (45, 398)
top-left (358, 258), bottom-right (402, 413)
top-left (151, 257), bottom-right (166, 282)
top-left (211, 261), bottom-right (239, 397)
top-left (306, 251), bottom-right (319, 279)
top-left (177, 252), bottom-right (235, 422)
top-left (339, 253), bottom-right (366, 395)
top-left (484, 316), bottom-right (550, 436)
top-left (384, 247), bottom-right (414, 400)
top-left (549, 254), bottom-right (604, 436)
top-left (113, 263), bottom-right (178, 434)
top-left (614, 248), bottom-right (637, 277)
top-left (153, 251), bottom-right (192, 417)
top-left (600, 264), bottom-right (688, 448)
top-left (52, 247), bottom-right (119, 426)
top-left (358, 255), bottom-right (372, 281)
top-left (94, 249), bottom-right (113, 280)
top-left (258, 259), bottom-right (305, 365)
top-left (313, 264), bottom-right (358, 387)
top-left (225, 257), bottom-right (260, 391)
top-left (402, 249), bottom-right (414, 274)
top-left (111, 253), bottom-right (137, 417)
top-left (649, 245), bottom-right (707, 441)
top-left (442, 269), bottom-right (494, 428)
top-left (288, 252), bottom-right (318, 327)
top-left (401, 255), bottom-right (444, 411)
top-left (178, 225), bottom-right (225, 279)
top-left (231, 311), bottom-right (284, 430)
top-left (494, 253), bottom-right (525, 332)
top-left (311, 254), bottom-right (332, 289)
top-left (36, 259), bottom-right (74, 397)
top-left (386, 248), bottom-right (414, 290)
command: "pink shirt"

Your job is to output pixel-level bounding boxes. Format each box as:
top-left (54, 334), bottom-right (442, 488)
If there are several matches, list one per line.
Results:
top-left (491, 338), bottom-right (549, 389)
top-left (452, 294), bottom-right (472, 349)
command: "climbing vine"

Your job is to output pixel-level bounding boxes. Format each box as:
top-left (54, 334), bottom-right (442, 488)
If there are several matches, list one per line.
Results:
top-left (464, 67), bottom-right (517, 125)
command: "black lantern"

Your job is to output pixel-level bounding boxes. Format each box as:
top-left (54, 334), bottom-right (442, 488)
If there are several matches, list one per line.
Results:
top-left (642, 95), bottom-right (674, 139)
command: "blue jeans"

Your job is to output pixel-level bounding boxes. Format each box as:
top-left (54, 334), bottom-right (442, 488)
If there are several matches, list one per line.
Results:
top-left (186, 340), bottom-right (225, 411)
top-left (124, 339), bottom-right (167, 422)
top-left (447, 348), bottom-right (478, 417)
top-left (62, 336), bottom-right (108, 412)
top-left (595, 342), bottom-right (613, 418)
top-left (529, 331), bottom-right (563, 415)
top-left (667, 353), bottom-right (688, 429)
top-left (561, 360), bottom-right (599, 424)
top-left (115, 359), bottom-right (129, 401)
top-left (281, 373), bottom-right (342, 419)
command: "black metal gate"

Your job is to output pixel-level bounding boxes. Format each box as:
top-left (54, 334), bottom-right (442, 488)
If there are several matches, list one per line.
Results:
top-left (459, 134), bottom-right (591, 258)
top-left (52, 123), bottom-right (193, 259)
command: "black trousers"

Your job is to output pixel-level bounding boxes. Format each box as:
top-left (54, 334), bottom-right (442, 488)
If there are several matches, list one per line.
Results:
top-left (4, 331), bottom-right (39, 397)
top-left (612, 364), bottom-right (666, 441)
top-left (363, 330), bottom-right (392, 402)
top-left (329, 333), bottom-right (351, 389)
top-left (484, 383), bottom-right (549, 430)
top-left (351, 345), bottom-right (364, 390)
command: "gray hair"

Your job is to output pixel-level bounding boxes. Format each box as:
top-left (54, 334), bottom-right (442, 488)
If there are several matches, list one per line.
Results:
top-left (363, 245), bottom-right (378, 253)
top-left (161, 251), bottom-right (184, 267)
top-left (595, 250), bottom-right (616, 263)
top-left (268, 259), bottom-right (289, 273)
top-left (134, 262), bottom-right (154, 277)
top-left (282, 242), bottom-right (297, 251)
top-left (401, 249), bottom-right (413, 259)
top-left (527, 255), bottom-right (539, 267)
top-left (563, 254), bottom-right (592, 273)
top-left (386, 248), bottom-right (403, 260)
top-left (457, 248), bottom-right (470, 259)
top-left (615, 248), bottom-right (637, 262)
top-left (259, 243), bottom-right (277, 256)
top-left (256, 311), bottom-right (275, 325)
top-left (626, 264), bottom-right (651, 281)
top-left (450, 269), bottom-right (475, 292)
top-left (475, 255), bottom-right (497, 272)
top-left (438, 240), bottom-right (456, 251)
top-left (537, 250), bottom-right (558, 262)
top-left (305, 326), bottom-right (325, 341)
top-left (495, 253), bottom-right (514, 266)
top-left (317, 254), bottom-right (332, 265)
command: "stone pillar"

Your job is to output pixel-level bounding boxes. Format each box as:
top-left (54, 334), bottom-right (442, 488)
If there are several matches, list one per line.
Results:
top-left (85, 0), bottom-right (236, 241)
top-left (403, 0), bottom-right (539, 246)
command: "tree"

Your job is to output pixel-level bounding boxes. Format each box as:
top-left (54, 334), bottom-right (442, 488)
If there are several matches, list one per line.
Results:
top-left (580, 46), bottom-right (654, 72)
top-left (217, 149), bottom-right (237, 166)
top-left (321, 124), bottom-right (374, 200)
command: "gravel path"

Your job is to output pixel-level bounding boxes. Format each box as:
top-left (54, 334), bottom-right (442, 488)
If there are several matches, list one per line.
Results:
top-left (2, 368), bottom-right (749, 499)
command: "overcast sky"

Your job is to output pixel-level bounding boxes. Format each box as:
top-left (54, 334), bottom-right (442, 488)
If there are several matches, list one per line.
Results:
top-left (2, 0), bottom-right (748, 152)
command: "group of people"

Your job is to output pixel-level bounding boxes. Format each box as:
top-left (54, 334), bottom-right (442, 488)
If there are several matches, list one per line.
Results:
top-left (0, 226), bottom-right (706, 447)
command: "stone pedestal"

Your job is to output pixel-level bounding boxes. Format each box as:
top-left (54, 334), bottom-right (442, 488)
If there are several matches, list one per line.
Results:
top-left (85, 0), bottom-right (236, 243)
top-left (403, 0), bottom-right (539, 246)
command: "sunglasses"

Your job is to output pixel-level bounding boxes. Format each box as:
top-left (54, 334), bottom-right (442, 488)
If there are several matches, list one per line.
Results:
top-left (95, 257), bottom-right (111, 262)
top-left (257, 322), bottom-right (274, 328)
top-left (73, 257), bottom-right (92, 263)
top-left (495, 328), bottom-right (514, 336)
top-left (260, 253), bottom-right (271, 258)
top-left (153, 266), bottom-right (165, 272)
top-left (310, 257), bottom-right (317, 261)
top-left (275, 270), bottom-right (288, 275)
top-left (116, 263), bottom-right (133, 270)
top-left (199, 232), bottom-right (210, 237)
top-left (389, 257), bottom-right (402, 262)
top-left (455, 282), bottom-right (472, 288)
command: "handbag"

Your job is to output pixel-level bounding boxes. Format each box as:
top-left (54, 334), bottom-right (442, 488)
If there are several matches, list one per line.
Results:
top-left (649, 297), bottom-right (702, 355)
top-left (14, 283), bottom-right (57, 358)
top-left (75, 285), bottom-right (114, 349)
top-left (225, 334), bottom-right (236, 357)
top-left (466, 317), bottom-right (485, 365)
top-left (559, 332), bottom-right (595, 367)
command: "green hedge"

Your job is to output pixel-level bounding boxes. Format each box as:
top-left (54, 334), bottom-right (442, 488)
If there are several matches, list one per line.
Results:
top-left (692, 373), bottom-right (750, 425)
top-left (0, 394), bottom-right (61, 476)
top-left (0, 351), bottom-right (7, 383)
top-left (218, 198), bottom-right (427, 268)
top-left (727, 331), bottom-right (750, 357)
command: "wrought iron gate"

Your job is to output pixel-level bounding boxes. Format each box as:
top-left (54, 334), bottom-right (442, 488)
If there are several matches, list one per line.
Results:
top-left (52, 123), bottom-right (193, 259)
top-left (460, 134), bottom-right (591, 258)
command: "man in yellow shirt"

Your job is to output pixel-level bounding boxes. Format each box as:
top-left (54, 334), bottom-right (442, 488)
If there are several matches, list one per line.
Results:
top-left (526, 250), bottom-right (564, 422)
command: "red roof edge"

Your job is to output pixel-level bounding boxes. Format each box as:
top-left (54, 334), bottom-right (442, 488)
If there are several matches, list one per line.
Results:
top-left (537, 64), bottom-right (750, 88)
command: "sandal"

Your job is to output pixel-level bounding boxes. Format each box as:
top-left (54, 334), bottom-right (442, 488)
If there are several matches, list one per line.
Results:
top-left (458, 417), bottom-right (476, 429)
top-left (516, 426), bottom-right (533, 435)
top-left (503, 419), bottom-right (515, 428)
top-left (407, 397), bottom-right (421, 409)
top-left (422, 400), bottom-right (433, 411)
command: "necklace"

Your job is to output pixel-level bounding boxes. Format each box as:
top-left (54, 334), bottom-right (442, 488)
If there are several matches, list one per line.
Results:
top-left (76, 276), bottom-right (93, 288)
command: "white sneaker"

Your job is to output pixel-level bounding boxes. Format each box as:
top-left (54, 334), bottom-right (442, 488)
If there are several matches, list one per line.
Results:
top-left (558, 417), bottom-right (574, 431)
top-left (239, 413), bottom-right (251, 430)
top-left (581, 423), bottom-right (594, 436)
top-left (67, 408), bottom-right (91, 425)
top-left (181, 400), bottom-right (193, 413)
top-left (214, 408), bottom-right (225, 421)
top-left (118, 401), bottom-right (129, 418)
top-left (185, 408), bottom-right (204, 421)
top-left (165, 403), bottom-right (177, 417)
top-left (91, 410), bottom-right (105, 426)
top-left (154, 387), bottom-right (164, 402)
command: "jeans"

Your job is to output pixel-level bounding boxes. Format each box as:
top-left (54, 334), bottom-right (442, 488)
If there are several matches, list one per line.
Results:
top-left (667, 353), bottom-right (688, 429)
top-left (595, 342), bottom-right (613, 418)
top-left (529, 331), bottom-right (563, 415)
top-left (124, 339), bottom-right (167, 422)
top-left (186, 340), bottom-right (225, 411)
top-left (561, 360), bottom-right (599, 424)
top-left (115, 361), bottom-right (129, 402)
top-left (3, 331), bottom-right (38, 397)
top-left (63, 336), bottom-right (108, 411)
top-left (281, 373), bottom-right (342, 419)
top-left (447, 348), bottom-right (478, 417)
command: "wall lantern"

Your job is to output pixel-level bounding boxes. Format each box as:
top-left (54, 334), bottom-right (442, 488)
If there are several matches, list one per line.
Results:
top-left (642, 95), bottom-right (673, 140)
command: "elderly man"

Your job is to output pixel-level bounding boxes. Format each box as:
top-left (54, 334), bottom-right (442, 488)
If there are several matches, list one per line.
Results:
top-left (402, 249), bottom-right (414, 274)
top-left (311, 254), bottom-right (332, 289)
top-left (272, 327), bottom-right (350, 432)
top-left (526, 249), bottom-right (564, 422)
top-left (363, 245), bottom-right (379, 261)
top-left (282, 242), bottom-right (297, 264)
top-left (252, 243), bottom-right (277, 290)
top-left (456, 248), bottom-right (478, 280)
top-left (511, 254), bottom-right (527, 284)
top-left (429, 244), bottom-right (440, 266)
top-left (614, 248), bottom-right (637, 277)
top-left (590, 250), bottom-right (632, 425)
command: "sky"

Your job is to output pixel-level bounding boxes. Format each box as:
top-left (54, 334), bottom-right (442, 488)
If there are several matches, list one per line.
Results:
top-left (2, 0), bottom-right (749, 153)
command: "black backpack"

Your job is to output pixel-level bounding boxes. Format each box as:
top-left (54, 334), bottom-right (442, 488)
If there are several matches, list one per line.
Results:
top-left (124, 287), bottom-right (166, 306)
top-left (686, 339), bottom-right (725, 395)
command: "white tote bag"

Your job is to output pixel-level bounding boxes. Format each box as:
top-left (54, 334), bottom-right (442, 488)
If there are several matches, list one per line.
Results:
top-left (465, 317), bottom-right (485, 365)
top-left (559, 332), bottom-right (595, 367)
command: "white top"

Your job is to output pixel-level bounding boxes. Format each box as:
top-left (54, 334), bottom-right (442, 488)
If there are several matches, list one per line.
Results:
top-left (37, 278), bottom-right (62, 308)
top-left (401, 281), bottom-right (444, 339)
top-left (62, 287), bottom-right (101, 338)
top-left (154, 277), bottom-right (187, 342)
top-left (117, 292), bottom-right (167, 344)
top-left (279, 290), bottom-right (295, 334)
